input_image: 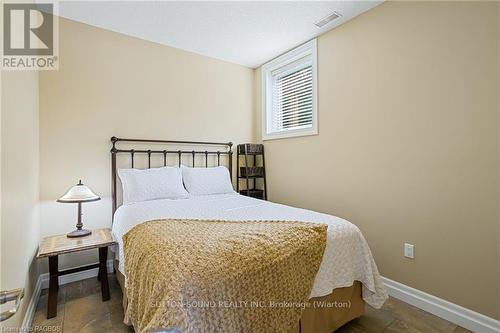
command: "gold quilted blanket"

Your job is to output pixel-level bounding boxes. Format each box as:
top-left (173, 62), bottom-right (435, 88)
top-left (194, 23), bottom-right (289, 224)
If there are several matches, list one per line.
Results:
top-left (123, 219), bottom-right (327, 333)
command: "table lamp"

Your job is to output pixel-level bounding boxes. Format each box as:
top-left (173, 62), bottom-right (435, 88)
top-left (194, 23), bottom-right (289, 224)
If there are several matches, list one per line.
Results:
top-left (57, 180), bottom-right (100, 238)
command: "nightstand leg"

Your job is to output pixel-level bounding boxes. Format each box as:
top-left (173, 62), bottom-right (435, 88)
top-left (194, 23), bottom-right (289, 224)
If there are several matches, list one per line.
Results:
top-left (98, 247), bottom-right (110, 301)
top-left (47, 255), bottom-right (59, 319)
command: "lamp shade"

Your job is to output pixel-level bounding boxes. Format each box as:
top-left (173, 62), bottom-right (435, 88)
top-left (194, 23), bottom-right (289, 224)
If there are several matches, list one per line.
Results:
top-left (57, 180), bottom-right (100, 203)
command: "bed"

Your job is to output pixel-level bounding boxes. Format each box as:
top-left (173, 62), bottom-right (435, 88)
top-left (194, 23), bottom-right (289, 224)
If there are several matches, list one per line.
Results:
top-left (109, 137), bottom-right (388, 333)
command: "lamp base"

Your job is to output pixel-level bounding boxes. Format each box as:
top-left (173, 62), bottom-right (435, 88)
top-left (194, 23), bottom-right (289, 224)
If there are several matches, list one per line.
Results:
top-left (67, 229), bottom-right (92, 238)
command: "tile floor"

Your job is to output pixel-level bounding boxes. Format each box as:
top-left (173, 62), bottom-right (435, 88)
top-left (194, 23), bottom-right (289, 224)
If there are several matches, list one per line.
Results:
top-left (31, 275), bottom-right (472, 333)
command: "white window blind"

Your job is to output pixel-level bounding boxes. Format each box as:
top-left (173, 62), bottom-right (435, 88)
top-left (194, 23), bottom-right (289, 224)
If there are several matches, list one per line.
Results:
top-left (262, 39), bottom-right (317, 140)
top-left (272, 61), bottom-right (313, 132)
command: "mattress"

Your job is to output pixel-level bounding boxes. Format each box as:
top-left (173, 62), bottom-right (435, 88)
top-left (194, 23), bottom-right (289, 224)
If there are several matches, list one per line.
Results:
top-left (111, 192), bottom-right (388, 308)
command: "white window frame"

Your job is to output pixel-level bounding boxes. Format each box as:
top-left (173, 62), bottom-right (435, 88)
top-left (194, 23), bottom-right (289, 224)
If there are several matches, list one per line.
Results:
top-left (261, 39), bottom-right (318, 141)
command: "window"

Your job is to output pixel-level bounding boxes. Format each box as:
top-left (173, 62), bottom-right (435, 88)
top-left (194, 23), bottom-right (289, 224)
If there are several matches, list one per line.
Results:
top-left (261, 39), bottom-right (317, 140)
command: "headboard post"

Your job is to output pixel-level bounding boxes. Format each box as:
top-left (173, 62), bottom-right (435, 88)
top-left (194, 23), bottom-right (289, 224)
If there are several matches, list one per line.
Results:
top-left (110, 136), bottom-right (118, 216)
top-left (110, 137), bottom-right (234, 221)
top-left (228, 142), bottom-right (233, 181)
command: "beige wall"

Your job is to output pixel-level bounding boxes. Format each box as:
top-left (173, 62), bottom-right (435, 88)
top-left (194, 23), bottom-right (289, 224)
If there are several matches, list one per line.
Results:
top-left (255, 1), bottom-right (500, 319)
top-left (0, 70), bottom-right (40, 328)
top-left (39, 18), bottom-right (255, 270)
top-left (36, 1), bottom-right (499, 321)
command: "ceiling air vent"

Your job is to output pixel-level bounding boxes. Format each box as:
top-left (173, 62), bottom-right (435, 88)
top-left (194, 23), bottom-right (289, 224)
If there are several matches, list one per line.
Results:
top-left (314, 11), bottom-right (342, 28)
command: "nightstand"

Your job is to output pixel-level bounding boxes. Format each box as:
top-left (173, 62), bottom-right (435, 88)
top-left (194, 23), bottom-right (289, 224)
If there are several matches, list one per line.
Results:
top-left (36, 228), bottom-right (116, 319)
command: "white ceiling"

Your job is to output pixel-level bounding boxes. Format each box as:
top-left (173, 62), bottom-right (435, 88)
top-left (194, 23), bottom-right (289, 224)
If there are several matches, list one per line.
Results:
top-left (53, 1), bottom-right (382, 68)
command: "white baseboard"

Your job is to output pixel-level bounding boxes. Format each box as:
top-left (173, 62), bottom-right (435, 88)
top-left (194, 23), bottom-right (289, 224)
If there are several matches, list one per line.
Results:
top-left (22, 259), bottom-right (114, 329)
top-left (382, 277), bottom-right (500, 333)
top-left (20, 272), bottom-right (44, 331)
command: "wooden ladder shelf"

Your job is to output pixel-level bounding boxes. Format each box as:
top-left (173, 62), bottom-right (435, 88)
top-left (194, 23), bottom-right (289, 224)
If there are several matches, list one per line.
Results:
top-left (236, 143), bottom-right (267, 200)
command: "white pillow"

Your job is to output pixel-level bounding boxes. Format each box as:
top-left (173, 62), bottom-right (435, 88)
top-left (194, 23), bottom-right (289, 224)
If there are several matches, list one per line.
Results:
top-left (181, 166), bottom-right (234, 195)
top-left (118, 166), bottom-right (188, 204)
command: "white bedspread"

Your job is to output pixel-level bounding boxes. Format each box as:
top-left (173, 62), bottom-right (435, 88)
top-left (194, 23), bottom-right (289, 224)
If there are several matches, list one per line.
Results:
top-left (111, 193), bottom-right (388, 308)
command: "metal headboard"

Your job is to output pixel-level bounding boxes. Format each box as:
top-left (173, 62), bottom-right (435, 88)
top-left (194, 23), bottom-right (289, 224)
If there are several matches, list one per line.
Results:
top-left (110, 136), bottom-right (233, 217)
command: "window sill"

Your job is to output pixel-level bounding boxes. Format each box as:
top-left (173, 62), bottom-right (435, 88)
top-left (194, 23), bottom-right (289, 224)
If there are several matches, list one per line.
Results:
top-left (262, 128), bottom-right (318, 141)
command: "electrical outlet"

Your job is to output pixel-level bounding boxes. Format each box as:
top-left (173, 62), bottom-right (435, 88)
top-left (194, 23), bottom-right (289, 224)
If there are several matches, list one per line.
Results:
top-left (404, 243), bottom-right (414, 259)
